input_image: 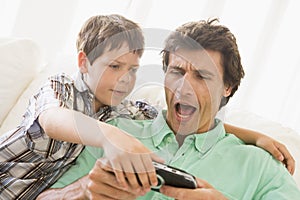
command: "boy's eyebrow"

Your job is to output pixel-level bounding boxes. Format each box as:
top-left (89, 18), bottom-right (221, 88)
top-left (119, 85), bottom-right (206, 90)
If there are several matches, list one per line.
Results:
top-left (112, 60), bottom-right (139, 67)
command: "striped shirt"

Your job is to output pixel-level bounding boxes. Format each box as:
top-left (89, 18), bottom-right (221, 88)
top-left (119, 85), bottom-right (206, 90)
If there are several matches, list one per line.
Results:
top-left (0, 72), bottom-right (157, 200)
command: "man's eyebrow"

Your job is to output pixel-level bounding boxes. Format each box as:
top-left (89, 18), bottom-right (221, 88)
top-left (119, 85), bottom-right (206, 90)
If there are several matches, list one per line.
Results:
top-left (194, 68), bottom-right (214, 76)
top-left (169, 65), bottom-right (183, 69)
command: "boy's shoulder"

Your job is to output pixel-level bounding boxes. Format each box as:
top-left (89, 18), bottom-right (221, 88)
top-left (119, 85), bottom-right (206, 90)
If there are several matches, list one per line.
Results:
top-left (115, 99), bottom-right (158, 120)
top-left (48, 72), bottom-right (74, 85)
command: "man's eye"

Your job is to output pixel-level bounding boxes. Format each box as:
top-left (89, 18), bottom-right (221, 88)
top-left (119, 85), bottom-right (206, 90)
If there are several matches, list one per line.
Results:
top-left (109, 65), bottom-right (120, 69)
top-left (195, 72), bottom-right (209, 80)
top-left (196, 74), bottom-right (205, 79)
top-left (170, 69), bottom-right (182, 75)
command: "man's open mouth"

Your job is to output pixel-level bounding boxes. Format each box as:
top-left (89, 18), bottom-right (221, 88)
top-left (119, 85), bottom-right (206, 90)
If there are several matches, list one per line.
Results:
top-left (175, 103), bottom-right (197, 121)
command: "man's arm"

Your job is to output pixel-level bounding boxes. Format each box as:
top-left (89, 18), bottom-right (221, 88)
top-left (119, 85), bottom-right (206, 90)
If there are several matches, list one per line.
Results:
top-left (224, 123), bottom-right (295, 174)
top-left (38, 159), bottom-right (228, 200)
top-left (37, 159), bottom-right (142, 200)
top-left (36, 176), bottom-right (89, 200)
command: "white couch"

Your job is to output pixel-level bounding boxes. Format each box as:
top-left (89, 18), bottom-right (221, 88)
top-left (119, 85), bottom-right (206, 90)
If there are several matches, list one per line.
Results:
top-left (0, 38), bottom-right (299, 188)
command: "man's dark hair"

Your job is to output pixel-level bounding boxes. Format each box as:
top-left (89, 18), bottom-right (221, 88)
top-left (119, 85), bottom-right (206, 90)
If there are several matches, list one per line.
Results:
top-left (162, 18), bottom-right (245, 106)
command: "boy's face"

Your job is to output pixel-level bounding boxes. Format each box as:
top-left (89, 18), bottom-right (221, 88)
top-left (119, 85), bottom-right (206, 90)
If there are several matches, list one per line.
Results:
top-left (79, 44), bottom-right (140, 111)
top-left (164, 49), bottom-right (232, 135)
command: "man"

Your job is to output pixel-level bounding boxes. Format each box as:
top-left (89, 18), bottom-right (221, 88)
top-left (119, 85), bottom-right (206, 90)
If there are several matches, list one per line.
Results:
top-left (38, 19), bottom-right (300, 199)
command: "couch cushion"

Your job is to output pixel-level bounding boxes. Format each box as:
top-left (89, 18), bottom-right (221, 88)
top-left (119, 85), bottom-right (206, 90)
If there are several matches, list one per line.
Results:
top-left (0, 38), bottom-right (42, 129)
top-left (0, 53), bottom-right (76, 134)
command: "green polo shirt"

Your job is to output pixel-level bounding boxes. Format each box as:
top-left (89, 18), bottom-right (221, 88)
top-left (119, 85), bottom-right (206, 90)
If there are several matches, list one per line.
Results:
top-left (52, 110), bottom-right (300, 199)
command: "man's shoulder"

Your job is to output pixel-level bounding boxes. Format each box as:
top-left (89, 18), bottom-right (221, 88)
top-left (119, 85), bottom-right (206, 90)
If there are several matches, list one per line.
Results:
top-left (108, 113), bottom-right (155, 127)
top-left (220, 133), bottom-right (274, 159)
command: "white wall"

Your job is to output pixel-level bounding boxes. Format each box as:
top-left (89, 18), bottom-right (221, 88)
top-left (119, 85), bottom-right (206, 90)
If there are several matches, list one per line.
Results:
top-left (0, 0), bottom-right (299, 134)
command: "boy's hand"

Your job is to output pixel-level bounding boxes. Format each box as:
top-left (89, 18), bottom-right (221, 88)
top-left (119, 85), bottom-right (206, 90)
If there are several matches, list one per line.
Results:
top-left (256, 135), bottom-right (295, 174)
top-left (101, 127), bottom-right (164, 190)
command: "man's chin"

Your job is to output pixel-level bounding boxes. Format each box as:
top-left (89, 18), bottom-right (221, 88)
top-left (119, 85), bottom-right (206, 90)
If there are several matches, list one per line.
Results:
top-left (173, 123), bottom-right (198, 135)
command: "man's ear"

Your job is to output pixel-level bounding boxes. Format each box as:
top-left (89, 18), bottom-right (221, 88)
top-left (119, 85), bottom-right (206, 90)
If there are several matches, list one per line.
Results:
top-left (78, 51), bottom-right (89, 73)
top-left (223, 86), bottom-right (232, 97)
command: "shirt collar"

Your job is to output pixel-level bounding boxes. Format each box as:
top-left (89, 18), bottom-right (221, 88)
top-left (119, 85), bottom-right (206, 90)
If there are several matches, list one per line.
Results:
top-left (151, 110), bottom-right (174, 147)
top-left (150, 111), bottom-right (226, 152)
top-left (73, 72), bottom-right (112, 117)
top-left (73, 72), bottom-right (93, 93)
top-left (194, 119), bottom-right (226, 154)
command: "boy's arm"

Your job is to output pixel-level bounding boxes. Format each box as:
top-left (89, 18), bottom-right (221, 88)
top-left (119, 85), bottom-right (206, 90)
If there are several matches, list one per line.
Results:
top-left (39, 107), bottom-right (161, 189)
top-left (224, 123), bottom-right (295, 174)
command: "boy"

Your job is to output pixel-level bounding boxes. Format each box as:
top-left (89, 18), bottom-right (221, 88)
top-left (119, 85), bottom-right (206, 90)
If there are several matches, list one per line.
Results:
top-left (0, 14), bottom-right (294, 200)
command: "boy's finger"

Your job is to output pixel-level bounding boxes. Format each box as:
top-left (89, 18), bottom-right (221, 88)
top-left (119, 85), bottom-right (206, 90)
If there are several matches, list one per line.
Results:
top-left (272, 146), bottom-right (284, 161)
top-left (140, 155), bottom-right (158, 187)
top-left (275, 143), bottom-right (295, 175)
top-left (150, 153), bottom-right (165, 164)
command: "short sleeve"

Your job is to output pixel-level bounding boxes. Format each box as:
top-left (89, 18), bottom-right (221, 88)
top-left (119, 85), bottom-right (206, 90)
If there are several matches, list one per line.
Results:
top-left (21, 73), bottom-right (74, 131)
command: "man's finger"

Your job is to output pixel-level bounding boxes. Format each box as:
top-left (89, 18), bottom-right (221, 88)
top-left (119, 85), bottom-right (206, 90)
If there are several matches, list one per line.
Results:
top-left (88, 181), bottom-right (136, 200)
top-left (91, 160), bottom-right (128, 190)
top-left (97, 158), bottom-right (113, 172)
top-left (160, 185), bottom-right (188, 199)
top-left (195, 177), bottom-right (212, 188)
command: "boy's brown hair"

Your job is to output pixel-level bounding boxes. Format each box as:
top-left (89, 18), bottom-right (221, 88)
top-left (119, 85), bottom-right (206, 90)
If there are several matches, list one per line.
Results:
top-left (162, 18), bottom-right (245, 107)
top-left (76, 14), bottom-right (144, 64)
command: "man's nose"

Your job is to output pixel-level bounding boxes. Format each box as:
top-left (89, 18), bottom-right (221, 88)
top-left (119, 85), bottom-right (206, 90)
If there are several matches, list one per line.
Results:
top-left (175, 75), bottom-right (194, 97)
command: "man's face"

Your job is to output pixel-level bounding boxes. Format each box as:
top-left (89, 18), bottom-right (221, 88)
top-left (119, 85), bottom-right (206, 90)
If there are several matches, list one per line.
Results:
top-left (80, 44), bottom-right (140, 111)
top-left (164, 49), bottom-right (232, 135)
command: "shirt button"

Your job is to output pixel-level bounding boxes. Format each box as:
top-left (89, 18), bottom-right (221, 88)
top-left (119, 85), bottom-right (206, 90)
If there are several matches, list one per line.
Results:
top-left (167, 137), bottom-right (172, 143)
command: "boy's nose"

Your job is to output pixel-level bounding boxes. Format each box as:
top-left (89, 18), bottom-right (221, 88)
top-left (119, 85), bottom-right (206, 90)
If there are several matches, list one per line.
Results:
top-left (118, 71), bottom-right (131, 83)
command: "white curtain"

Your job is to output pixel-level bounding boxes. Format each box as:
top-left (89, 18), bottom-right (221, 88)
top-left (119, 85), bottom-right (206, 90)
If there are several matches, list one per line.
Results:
top-left (0, 0), bottom-right (299, 134)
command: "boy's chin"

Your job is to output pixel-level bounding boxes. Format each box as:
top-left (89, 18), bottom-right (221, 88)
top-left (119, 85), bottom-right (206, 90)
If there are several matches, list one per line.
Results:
top-left (109, 99), bottom-right (123, 106)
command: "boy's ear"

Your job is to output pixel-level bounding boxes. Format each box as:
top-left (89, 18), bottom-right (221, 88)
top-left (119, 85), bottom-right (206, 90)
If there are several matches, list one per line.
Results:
top-left (78, 51), bottom-right (89, 73)
top-left (223, 86), bottom-right (232, 97)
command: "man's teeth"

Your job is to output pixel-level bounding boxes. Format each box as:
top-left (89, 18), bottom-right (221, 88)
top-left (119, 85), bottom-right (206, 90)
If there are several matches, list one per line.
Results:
top-left (177, 113), bottom-right (191, 118)
top-left (176, 103), bottom-right (196, 115)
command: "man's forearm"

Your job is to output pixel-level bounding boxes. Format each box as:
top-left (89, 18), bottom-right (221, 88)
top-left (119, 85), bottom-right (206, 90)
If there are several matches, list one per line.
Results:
top-left (36, 175), bottom-right (89, 200)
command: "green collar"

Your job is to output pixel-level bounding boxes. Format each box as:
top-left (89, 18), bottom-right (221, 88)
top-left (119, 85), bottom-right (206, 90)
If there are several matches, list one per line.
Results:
top-left (150, 111), bottom-right (225, 153)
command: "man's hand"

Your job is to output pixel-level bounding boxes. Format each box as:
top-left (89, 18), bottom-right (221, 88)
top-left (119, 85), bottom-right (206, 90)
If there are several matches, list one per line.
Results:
top-left (160, 177), bottom-right (228, 200)
top-left (36, 176), bottom-right (90, 200)
top-left (87, 158), bottom-right (148, 200)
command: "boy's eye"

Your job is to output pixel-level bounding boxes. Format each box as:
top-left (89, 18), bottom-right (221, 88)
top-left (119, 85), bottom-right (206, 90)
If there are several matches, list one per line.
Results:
top-left (130, 67), bottom-right (138, 74)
